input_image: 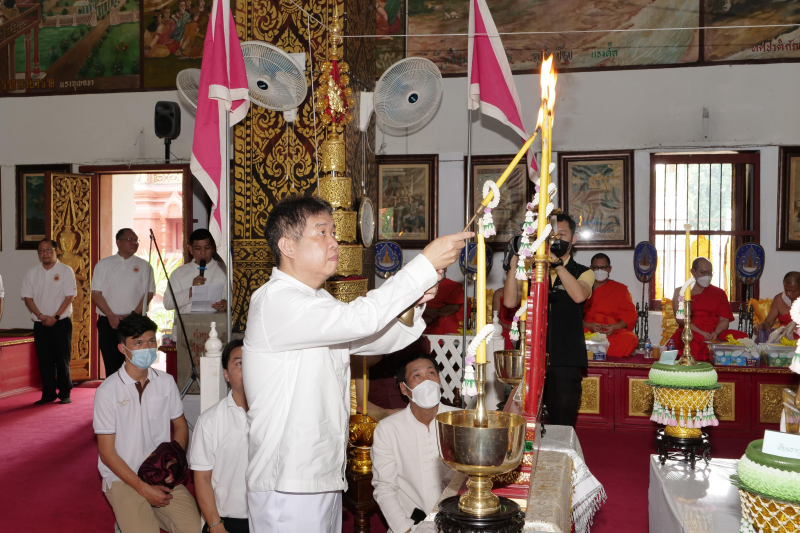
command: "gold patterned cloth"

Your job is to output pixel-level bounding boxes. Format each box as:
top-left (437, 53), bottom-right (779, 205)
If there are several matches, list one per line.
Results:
top-left (661, 297), bottom-right (679, 347)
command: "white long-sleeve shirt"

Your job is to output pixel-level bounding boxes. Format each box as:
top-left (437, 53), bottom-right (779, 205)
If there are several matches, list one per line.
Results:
top-left (163, 259), bottom-right (228, 314)
top-left (371, 403), bottom-right (459, 533)
top-left (242, 254), bottom-right (438, 494)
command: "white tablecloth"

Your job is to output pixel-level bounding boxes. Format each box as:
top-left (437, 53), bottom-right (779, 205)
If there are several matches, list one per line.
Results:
top-left (648, 455), bottom-right (741, 533)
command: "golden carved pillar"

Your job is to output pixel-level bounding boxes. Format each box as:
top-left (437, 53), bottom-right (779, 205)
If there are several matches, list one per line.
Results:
top-left (49, 173), bottom-right (95, 380)
top-left (232, 0), bottom-right (376, 328)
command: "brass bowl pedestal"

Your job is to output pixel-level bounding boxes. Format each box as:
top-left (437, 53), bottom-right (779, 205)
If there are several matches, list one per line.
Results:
top-left (436, 408), bottom-right (526, 516)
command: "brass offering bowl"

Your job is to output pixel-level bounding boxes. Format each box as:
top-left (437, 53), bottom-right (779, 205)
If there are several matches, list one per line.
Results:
top-left (494, 350), bottom-right (525, 387)
top-left (348, 414), bottom-right (378, 473)
top-left (436, 410), bottom-right (526, 516)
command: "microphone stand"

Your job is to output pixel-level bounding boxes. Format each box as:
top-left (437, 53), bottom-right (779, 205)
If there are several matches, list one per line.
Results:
top-left (149, 229), bottom-right (200, 404)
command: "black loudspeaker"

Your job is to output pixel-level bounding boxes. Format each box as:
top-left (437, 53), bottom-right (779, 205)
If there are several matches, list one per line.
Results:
top-left (155, 101), bottom-right (181, 140)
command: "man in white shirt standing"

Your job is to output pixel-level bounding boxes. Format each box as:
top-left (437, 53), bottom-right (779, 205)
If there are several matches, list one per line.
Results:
top-left (164, 228), bottom-right (228, 316)
top-left (371, 354), bottom-right (459, 533)
top-left (189, 339), bottom-right (249, 533)
top-left (91, 228), bottom-right (155, 377)
top-left (93, 313), bottom-right (201, 533)
top-left (22, 238), bottom-right (77, 405)
top-left (242, 195), bottom-right (472, 533)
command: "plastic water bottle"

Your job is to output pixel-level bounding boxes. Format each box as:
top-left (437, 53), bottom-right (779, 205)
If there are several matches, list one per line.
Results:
top-left (645, 337), bottom-right (653, 359)
top-left (666, 338), bottom-right (676, 352)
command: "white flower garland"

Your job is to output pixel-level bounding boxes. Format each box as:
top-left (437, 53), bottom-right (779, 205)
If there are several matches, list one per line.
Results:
top-left (480, 181), bottom-right (501, 238)
top-left (509, 299), bottom-right (527, 341)
top-left (461, 324), bottom-right (495, 397)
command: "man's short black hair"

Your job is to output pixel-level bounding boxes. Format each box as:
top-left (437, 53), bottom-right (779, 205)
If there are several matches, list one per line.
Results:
top-left (37, 238), bottom-right (58, 249)
top-left (116, 228), bottom-right (134, 240)
top-left (117, 314), bottom-right (159, 344)
top-left (692, 256), bottom-right (711, 271)
top-left (264, 195), bottom-right (333, 267)
top-left (556, 214), bottom-right (576, 237)
top-left (591, 253), bottom-right (611, 265)
top-left (395, 353), bottom-right (439, 385)
top-left (189, 228), bottom-right (222, 261)
top-left (783, 271), bottom-right (800, 285)
top-left (222, 339), bottom-right (244, 370)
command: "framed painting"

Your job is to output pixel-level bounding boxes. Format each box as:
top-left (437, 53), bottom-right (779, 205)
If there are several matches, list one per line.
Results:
top-left (376, 154), bottom-right (438, 247)
top-left (16, 164), bottom-right (70, 250)
top-left (468, 155), bottom-right (530, 251)
top-left (558, 151), bottom-right (634, 249)
top-left (778, 147), bottom-right (800, 251)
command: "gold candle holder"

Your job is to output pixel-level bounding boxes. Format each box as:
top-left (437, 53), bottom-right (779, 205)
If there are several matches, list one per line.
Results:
top-left (348, 413), bottom-right (378, 473)
top-left (677, 299), bottom-right (697, 366)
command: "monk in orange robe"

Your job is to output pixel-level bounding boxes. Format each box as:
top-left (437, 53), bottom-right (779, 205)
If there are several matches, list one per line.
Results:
top-left (582, 253), bottom-right (639, 358)
top-left (423, 274), bottom-right (466, 335)
top-left (670, 257), bottom-right (747, 361)
top-left (755, 271), bottom-right (800, 340)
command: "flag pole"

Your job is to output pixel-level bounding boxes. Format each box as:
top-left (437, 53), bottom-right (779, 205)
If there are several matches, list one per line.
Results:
top-left (225, 113), bottom-right (233, 343)
top-left (462, 107), bottom-right (472, 408)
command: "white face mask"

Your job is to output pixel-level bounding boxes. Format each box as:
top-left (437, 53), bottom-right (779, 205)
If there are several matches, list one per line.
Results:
top-left (407, 379), bottom-right (441, 409)
top-left (594, 270), bottom-right (609, 282)
top-left (696, 276), bottom-right (712, 288)
top-left (783, 292), bottom-right (794, 306)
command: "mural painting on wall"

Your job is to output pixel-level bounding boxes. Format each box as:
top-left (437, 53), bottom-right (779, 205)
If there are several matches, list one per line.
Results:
top-left (705, 0), bottom-right (800, 62)
top-left (141, 0), bottom-right (219, 88)
top-left (376, 0), bottom-right (404, 75)
top-left (0, 0), bottom-right (141, 94)
top-left (377, 0), bottom-right (800, 76)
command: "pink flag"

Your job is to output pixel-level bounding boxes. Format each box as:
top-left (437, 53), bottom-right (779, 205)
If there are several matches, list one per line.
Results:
top-left (190, 0), bottom-right (250, 259)
top-left (467, 0), bottom-right (537, 173)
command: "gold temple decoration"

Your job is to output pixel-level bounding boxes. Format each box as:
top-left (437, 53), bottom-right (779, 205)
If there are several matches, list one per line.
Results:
top-left (51, 174), bottom-right (93, 381)
top-left (315, 5), bottom-right (366, 297)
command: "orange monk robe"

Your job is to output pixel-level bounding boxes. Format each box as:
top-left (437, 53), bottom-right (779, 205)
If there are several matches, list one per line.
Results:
top-left (582, 280), bottom-right (640, 358)
top-left (424, 278), bottom-right (466, 335)
top-left (670, 284), bottom-right (747, 361)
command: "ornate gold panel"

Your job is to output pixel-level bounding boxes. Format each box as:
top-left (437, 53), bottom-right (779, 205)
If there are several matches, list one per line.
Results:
top-left (331, 210), bottom-right (357, 243)
top-left (761, 384), bottom-right (787, 424)
top-left (579, 376), bottom-right (601, 415)
top-left (491, 470), bottom-right (530, 485)
top-left (715, 382), bottom-right (736, 422)
top-left (336, 244), bottom-right (363, 277)
top-left (231, 0), bottom-right (376, 330)
top-left (628, 377), bottom-right (654, 417)
top-left (319, 176), bottom-right (353, 210)
top-left (325, 279), bottom-right (368, 303)
top-left (320, 133), bottom-right (346, 174)
top-left (50, 174), bottom-right (92, 380)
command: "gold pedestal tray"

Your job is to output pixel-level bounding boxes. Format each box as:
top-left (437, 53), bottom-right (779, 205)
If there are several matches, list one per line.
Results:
top-left (740, 488), bottom-right (800, 533)
top-left (436, 410), bottom-right (526, 516)
top-left (654, 387), bottom-right (715, 440)
top-left (348, 414), bottom-right (377, 473)
top-left (495, 350), bottom-right (524, 387)
top-left (325, 279), bottom-right (368, 303)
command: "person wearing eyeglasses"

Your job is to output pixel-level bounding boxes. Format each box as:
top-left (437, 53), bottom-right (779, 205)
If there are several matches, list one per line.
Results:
top-left (670, 256), bottom-right (747, 361)
top-left (91, 228), bottom-right (156, 377)
top-left (21, 238), bottom-right (77, 405)
top-left (582, 253), bottom-right (639, 358)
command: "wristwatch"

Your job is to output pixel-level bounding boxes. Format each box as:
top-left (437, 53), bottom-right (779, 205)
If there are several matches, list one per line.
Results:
top-left (54, 314), bottom-right (60, 320)
top-left (551, 258), bottom-right (564, 267)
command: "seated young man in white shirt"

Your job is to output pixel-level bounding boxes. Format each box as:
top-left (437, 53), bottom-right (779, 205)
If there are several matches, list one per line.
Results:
top-left (189, 339), bottom-right (249, 533)
top-left (371, 354), bottom-right (460, 533)
top-left (93, 314), bottom-right (201, 533)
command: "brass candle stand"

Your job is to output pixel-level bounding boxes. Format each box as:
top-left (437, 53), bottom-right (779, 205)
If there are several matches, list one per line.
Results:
top-left (677, 299), bottom-right (697, 366)
top-left (348, 413), bottom-right (378, 473)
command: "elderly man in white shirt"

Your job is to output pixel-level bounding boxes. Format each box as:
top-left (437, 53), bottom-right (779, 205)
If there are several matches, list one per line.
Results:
top-left (371, 354), bottom-right (459, 533)
top-left (189, 339), bottom-right (250, 533)
top-left (242, 195), bottom-right (472, 533)
top-left (164, 228), bottom-right (228, 316)
top-left (91, 228), bottom-right (155, 377)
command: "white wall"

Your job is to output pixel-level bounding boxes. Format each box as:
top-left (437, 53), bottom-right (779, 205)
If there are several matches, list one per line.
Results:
top-left (380, 63), bottom-right (800, 339)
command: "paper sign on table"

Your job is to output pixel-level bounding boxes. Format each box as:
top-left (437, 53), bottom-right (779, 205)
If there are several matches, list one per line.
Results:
top-left (763, 430), bottom-right (800, 460)
top-left (658, 350), bottom-right (679, 365)
top-left (191, 283), bottom-right (224, 313)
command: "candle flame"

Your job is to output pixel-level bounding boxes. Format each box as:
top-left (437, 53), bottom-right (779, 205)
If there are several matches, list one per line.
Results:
top-left (540, 53), bottom-right (557, 116)
top-left (536, 106), bottom-right (544, 130)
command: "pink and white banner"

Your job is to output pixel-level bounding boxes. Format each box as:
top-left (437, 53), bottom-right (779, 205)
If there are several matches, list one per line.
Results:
top-left (190, 0), bottom-right (249, 259)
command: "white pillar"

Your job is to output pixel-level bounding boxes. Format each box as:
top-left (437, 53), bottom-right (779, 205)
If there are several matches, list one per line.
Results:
top-left (200, 322), bottom-right (226, 414)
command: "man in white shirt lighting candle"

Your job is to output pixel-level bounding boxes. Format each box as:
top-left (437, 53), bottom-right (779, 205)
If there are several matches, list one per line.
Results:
top-left (242, 195), bottom-right (472, 533)
top-left (371, 354), bottom-right (459, 533)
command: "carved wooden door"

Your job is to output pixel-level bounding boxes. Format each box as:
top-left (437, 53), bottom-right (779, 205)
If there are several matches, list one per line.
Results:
top-left (46, 173), bottom-right (98, 381)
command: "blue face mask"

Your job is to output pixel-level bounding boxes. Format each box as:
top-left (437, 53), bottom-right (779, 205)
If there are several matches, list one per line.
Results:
top-left (124, 347), bottom-right (158, 369)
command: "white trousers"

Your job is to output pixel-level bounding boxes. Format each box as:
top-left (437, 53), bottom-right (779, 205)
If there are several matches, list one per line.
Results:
top-left (248, 491), bottom-right (342, 533)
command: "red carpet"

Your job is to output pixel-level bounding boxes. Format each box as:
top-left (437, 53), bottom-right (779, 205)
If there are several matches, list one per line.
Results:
top-left (0, 387), bottom-right (753, 533)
